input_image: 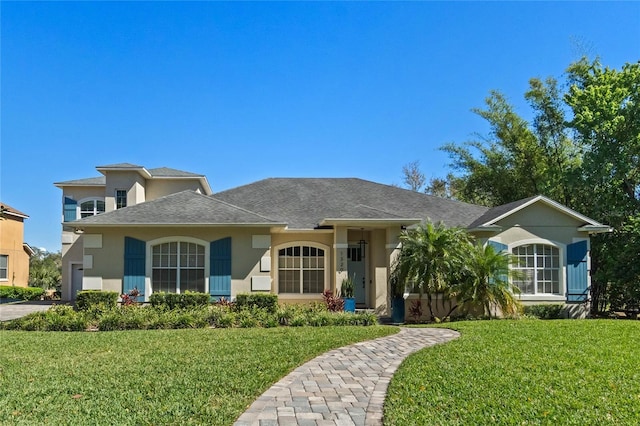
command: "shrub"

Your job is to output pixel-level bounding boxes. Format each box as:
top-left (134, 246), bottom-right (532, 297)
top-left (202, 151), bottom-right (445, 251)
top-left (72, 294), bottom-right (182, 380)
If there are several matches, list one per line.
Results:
top-left (149, 292), bottom-right (210, 310)
top-left (322, 289), bottom-right (344, 312)
top-left (76, 291), bottom-right (118, 312)
top-left (0, 285), bottom-right (44, 301)
top-left (523, 304), bottom-right (565, 319)
top-left (3, 305), bottom-right (87, 331)
top-left (235, 293), bottom-right (278, 313)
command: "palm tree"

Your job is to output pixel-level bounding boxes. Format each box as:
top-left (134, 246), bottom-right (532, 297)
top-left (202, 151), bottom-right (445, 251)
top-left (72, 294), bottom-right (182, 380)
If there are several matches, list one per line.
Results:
top-left (456, 243), bottom-right (522, 318)
top-left (392, 221), bottom-right (471, 320)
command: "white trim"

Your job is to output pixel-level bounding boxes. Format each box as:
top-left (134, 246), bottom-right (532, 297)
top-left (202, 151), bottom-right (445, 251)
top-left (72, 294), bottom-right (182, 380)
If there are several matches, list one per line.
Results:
top-left (508, 238), bottom-right (566, 297)
top-left (385, 243), bottom-right (401, 249)
top-left (68, 262), bottom-right (84, 301)
top-left (83, 234), bottom-right (103, 249)
top-left (251, 276), bottom-right (271, 291)
top-left (77, 197), bottom-right (105, 218)
top-left (83, 276), bottom-right (102, 290)
top-left (333, 243), bottom-right (349, 249)
top-left (252, 235), bottom-right (271, 249)
top-left (83, 255), bottom-right (93, 270)
top-left (480, 195), bottom-right (608, 228)
top-left (273, 241), bottom-right (330, 295)
top-left (145, 236), bottom-right (210, 300)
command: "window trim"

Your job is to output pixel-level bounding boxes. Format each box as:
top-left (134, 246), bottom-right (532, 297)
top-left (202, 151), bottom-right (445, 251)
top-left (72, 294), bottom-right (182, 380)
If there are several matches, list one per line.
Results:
top-left (0, 254), bottom-right (8, 281)
top-left (115, 189), bottom-right (127, 209)
top-left (509, 239), bottom-right (566, 301)
top-left (144, 237), bottom-right (210, 297)
top-left (78, 197), bottom-right (105, 218)
top-left (274, 241), bottom-right (330, 297)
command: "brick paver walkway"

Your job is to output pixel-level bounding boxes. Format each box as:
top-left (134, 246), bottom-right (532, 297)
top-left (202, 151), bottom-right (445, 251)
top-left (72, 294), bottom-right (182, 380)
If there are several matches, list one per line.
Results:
top-left (234, 327), bottom-right (460, 426)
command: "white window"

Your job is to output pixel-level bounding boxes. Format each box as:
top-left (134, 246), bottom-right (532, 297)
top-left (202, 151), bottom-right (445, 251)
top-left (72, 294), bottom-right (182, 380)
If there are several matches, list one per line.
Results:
top-left (512, 244), bottom-right (560, 295)
top-left (80, 199), bottom-right (105, 218)
top-left (115, 190), bottom-right (127, 209)
top-left (0, 255), bottom-right (7, 280)
top-left (278, 245), bottom-right (325, 294)
top-left (152, 242), bottom-right (205, 293)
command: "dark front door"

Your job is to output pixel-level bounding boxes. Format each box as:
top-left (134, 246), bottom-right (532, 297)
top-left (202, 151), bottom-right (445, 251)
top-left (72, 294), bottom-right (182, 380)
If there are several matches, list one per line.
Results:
top-left (348, 245), bottom-right (366, 305)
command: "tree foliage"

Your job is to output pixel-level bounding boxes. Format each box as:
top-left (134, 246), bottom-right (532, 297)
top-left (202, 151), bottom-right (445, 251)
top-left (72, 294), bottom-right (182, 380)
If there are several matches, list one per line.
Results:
top-left (29, 248), bottom-right (62, 290)
top-left (401, 160), bottom-right (427, 192)
top-left (419, 57), bottom-right (640, 314)
top-left (391, 222), bottom-right (521, 320)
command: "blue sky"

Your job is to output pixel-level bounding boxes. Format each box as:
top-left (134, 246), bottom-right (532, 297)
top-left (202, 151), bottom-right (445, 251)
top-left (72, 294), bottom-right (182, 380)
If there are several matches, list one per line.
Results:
top-left (1, 1), bottom-right (639, 252)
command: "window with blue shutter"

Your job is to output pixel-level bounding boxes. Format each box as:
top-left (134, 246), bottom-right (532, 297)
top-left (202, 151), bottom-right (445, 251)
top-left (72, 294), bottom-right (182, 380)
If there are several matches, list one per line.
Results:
top-left (124, 237), bottom-right (146, 301)
top-left (566, 240), bottom-right (588, 302)
top-left (487, 240), bottom-right (508, 253)
top-left (63, 197), bottom-right (77, 222)
top-left (210, 237), bottom-right (231, 300)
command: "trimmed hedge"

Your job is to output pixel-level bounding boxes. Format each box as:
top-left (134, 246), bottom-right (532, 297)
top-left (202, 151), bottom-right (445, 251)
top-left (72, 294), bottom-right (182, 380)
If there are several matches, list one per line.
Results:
top-left (149, 292), bottom-right (210, 310)
top-left (1, 305), bottom-right (87, 331)
top-left (235, 293), bottom-right (278, 313)
top-left (0, 285), bottom-right (44, 301)
top-left (76, 291), bottom-right (118, 311)
top-left (523, 304), bottom-right (565, 319)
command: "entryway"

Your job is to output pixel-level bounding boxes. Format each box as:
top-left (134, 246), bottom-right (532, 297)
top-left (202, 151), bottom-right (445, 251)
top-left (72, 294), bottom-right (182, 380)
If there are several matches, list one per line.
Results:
top-left (347, 245), bottom-right (366, 305)
top-left (71, 263), bottom-right (83, 301)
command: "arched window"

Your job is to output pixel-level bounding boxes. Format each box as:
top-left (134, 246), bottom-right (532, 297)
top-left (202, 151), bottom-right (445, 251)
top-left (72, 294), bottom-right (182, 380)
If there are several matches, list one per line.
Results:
top-left (79, 198), bottom-right (105, 218)
top-left (152, 241), bottom-right (205, 293)
top-left (278, 244), bottom-right (326, 294)
top-left (511, 244), bottom-right (560, 295)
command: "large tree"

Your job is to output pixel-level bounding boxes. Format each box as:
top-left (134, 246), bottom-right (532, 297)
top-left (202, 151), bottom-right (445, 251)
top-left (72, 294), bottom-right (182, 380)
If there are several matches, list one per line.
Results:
top-left (418, 57), bottom-right (640, 314)
top-left (565, 59), bottom-right (640, 312)
top-left (29, 249), bottom-right (62, 291)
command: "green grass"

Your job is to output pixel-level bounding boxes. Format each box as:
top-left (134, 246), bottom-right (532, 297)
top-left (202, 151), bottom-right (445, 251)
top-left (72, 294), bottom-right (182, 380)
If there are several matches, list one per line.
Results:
top-left (0, 326), bottom-right (397, 425)
top-left (385, 320), bottom-right (640, 425)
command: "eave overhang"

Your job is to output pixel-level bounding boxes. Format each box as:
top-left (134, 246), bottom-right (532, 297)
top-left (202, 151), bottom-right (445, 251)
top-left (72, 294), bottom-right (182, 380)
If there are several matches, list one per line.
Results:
top-left (319, 218), bottom-right (422, 228)
top-left (577, 225), bottom-right (613, 234)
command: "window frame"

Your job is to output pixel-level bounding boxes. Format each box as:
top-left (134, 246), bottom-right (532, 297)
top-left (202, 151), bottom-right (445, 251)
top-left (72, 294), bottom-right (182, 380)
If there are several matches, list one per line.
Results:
top-left (509, 239), bottom-right (565, 300)
top-left (274, 242), bottom-right (329, 297)
top-left (115, 189), bottom-right (127, 209)
top-left (78, 197), bottom-right (105, 218)
top-left (145, 237), bottom-right (210, 297)
top-left (0, 254), bottom-right (8, 281)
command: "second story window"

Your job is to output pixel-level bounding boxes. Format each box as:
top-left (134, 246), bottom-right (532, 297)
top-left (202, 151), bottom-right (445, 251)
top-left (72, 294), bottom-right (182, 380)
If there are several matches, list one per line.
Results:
top-left (80, 199), bottom-right (105, 218)
top-left (116, 190), bottom-right (127, 209)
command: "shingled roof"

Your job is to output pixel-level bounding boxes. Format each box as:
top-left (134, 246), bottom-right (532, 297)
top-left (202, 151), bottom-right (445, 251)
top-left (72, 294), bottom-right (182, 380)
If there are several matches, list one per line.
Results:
top-left (71, 190), bottom-right (283, 226)
top-left (214, 178), bottom-right (489, 228)
top-left (0, 202), bottom-right (29, 219)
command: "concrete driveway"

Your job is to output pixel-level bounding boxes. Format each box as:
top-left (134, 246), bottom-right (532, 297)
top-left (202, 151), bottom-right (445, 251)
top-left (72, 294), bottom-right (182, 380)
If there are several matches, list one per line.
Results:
top-left (0, 300), bottom-right (58, 321)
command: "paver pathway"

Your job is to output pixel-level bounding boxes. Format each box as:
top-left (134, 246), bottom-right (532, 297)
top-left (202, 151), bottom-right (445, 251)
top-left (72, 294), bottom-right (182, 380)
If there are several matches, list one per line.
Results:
top-left (0, 300), bottom-right (56, 321)
top-left (234, 327), bottom-right (460, 426)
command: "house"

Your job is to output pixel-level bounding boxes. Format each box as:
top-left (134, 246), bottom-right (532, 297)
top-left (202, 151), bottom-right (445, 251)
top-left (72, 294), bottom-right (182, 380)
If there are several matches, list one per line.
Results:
top-left (0, 202), bottom-right (34, 287)
top-left (55, 163), bottom-right (610, 318)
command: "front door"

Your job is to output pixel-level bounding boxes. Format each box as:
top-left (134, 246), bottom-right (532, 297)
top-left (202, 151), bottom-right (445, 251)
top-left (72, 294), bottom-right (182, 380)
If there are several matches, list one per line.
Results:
top-left (71, 264), bottom-right (83, 301)
top-left (347, 245), bottom-right (366, 305)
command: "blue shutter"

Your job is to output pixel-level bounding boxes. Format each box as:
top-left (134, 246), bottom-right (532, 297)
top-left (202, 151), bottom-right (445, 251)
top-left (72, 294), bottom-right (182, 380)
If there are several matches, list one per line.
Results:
top-left (124, 237), bottom-right (146, 301)
top-left (487, 240), bottom-right (507, 252)
top-left (210, 237), bottom-right (231, 300)
top-left (64, 197), bottom-right (77, 222)
top-left (487, 240), bottom-right (509, 284)
top-left (566, 240), bottom-right (588, 302)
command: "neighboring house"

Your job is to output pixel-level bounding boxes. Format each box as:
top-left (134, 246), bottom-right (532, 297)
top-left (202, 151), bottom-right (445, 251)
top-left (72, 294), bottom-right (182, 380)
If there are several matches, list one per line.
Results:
top-left (0, 203), bottom-right (34, 287)
top-left (56, 164), bottom-right (610, 318)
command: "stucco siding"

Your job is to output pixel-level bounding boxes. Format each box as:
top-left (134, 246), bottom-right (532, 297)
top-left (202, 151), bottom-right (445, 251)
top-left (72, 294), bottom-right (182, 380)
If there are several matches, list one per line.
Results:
top-left (145, 180), bottom-right (206, 201)
top-left (80, 227), bottom-right (272, 299)
top-left (0, 216), bottom-right (30, 287)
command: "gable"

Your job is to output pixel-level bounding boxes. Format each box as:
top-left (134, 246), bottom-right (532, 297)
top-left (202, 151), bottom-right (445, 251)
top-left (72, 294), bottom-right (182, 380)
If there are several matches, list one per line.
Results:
top-left (495, 202), bottom-right (587, 228)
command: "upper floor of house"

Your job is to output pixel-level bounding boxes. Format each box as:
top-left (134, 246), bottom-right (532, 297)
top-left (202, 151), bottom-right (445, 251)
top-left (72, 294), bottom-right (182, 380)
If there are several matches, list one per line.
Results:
top-left (54, 163), bottom-right (212, 222)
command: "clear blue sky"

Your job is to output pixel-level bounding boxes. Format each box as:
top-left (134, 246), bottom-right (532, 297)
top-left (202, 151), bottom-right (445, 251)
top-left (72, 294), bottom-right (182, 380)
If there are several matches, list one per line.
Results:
top-left (1, 1), bottom-right (639, 252)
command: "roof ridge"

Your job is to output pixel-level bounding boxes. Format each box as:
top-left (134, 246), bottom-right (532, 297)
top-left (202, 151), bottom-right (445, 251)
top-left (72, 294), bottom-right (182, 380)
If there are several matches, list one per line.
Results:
top-left (207, 194), bottom-right (279, 222)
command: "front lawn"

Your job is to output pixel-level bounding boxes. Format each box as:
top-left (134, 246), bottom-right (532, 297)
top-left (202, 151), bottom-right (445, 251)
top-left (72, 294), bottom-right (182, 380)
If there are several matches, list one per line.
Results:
top-left (0, 326), bottom-right (396, 425)
top-left (385, 320), bottom-right (640, 425)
